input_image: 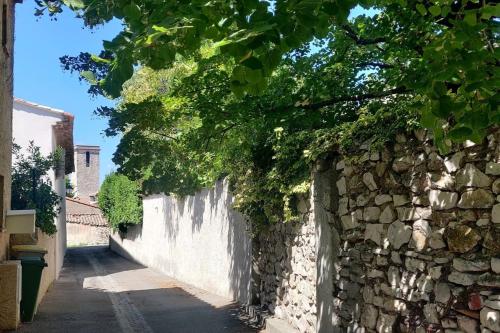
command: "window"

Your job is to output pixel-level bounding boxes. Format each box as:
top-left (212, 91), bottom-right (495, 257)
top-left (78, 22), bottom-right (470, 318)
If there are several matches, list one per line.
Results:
top-left (85, 151), bottom-right (90, 167)
top-left (2, 4), bottom-right (7, 48)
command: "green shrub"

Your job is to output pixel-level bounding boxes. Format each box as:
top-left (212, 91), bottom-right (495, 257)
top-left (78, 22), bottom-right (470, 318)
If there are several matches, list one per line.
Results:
top-left (11, 142), bottom-right (62, 235)
top-left (98, 173), bottom-right (142, 230)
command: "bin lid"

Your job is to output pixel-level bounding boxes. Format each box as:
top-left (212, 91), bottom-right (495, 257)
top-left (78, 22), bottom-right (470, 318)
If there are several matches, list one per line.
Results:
top-left (20, 257), bottom-right (47, 267)
top-left (12, 245), bottom-right (48, 254)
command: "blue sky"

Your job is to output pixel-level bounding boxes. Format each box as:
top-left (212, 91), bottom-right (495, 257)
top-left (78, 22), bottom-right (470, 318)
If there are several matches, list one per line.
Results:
top-left (14, 3), bottom-right (122, 184)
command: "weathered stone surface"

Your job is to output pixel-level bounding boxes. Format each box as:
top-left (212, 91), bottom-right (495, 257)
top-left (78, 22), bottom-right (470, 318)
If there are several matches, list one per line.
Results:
top-left (361, 304), bottom-right (378, 329)
top-left (397, 207), bottom-right (432, 221)
top-left (477, 218), bottom-right (490, 227)
top-left (445, 225), bottom-right (481, 253)
top-left (363, 286), bottom-right (375, 304)
top-left (485, 300), bottom-right (500, 311)
top-left (428, 153), bottom-right (445, 171)
top-left (412, 194), bottom-right (430, 206)
top-left (405, 258), bottom-right (426, 272)
top-left (429, 229), bottom-right (447, 249)
top-left (434, 282), bottom-right (451, 304)
top-left (393, 195), bottom-right (410, 207)
top-left (341, 213), bottom-right (359, 230)
top-left (412, 220), bottom-right (431, 251)
top-left (492, 258), bottom-right (500, 274)
top-left (337, 177), bottom-right (347, 195)
top-left (364, 207), bottom-right (381, 222)
top-left (484, 229), bottom-right (500, 255)
top-left (486, 162), bottom-right (500, 176)
top-left (480, 307), bottom-right (500, 332)
top-left (457, 189), bottom-right (495, 209)
top-left (429, 266), bottom-right (442, 280)
top-left (448, 271), bottom-right (478, 286)
top-left (376, 312), bottom-right (396, 333)
top-left (363, 172), bottom-right (378, 191)
top-left (375, 194), bottom-right (392, 206)
top-left (387, 266), bottom-right (400, 287)
top-left (387, 221), bottom-right (412, 250)
top-left (365, 224), bottom-right (385, 246)
top-left (456, 163), bottom-right (492, 190)
top-left (444, 151), bottom-right (464, 173)
top-left (339, 197), bottom-right (349, 216)
top-left (423, 304), bottom-right (439, 324)
top-left (429, 190), bottom-right (458, 210)
top-left (393, 156), bottom-right (414, 173)
top-left (457, 315), bottom-right (479, 333)
top-left (441, 318), bottom-right (458, 329)
top-left (417, 274), bottom-right (434, 293)
top-left (493, 179), bottom-right (500, 195)
top-left (357, 193), bottom-right (370, 207)
top-left (478, 273), bottom-right (500, 288)
top-left (453, 258), bottom-right (490, 272)
top-left (492, 204), bottom-right (500, 224)
top-left (429, 172), bottom-right (455, 190)
top-left (409, 172), bottom-right (431, 193)
top-left (379, 206), bottom-right (396, 224)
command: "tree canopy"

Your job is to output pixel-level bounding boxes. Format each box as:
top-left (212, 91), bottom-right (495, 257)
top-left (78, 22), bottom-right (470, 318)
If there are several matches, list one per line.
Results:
top-left (37, 0), bottom-right (499, 227)
top-left (98, 173), bottom-right (142, 230)
top-left (41, 0), bottom-right (498, 147)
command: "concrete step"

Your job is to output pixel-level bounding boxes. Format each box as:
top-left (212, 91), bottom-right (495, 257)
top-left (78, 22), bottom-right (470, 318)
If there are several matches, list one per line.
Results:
top-left (264, 317), bottom-right (299, 333)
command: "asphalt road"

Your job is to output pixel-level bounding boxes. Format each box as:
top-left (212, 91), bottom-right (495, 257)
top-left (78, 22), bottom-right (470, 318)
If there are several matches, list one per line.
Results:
top-left (18, 246), bottom-right (257, 333)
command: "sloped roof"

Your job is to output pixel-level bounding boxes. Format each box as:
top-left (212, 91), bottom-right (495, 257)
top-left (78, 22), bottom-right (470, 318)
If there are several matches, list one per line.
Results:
top-left (66, 197), bottom-right (108, 227)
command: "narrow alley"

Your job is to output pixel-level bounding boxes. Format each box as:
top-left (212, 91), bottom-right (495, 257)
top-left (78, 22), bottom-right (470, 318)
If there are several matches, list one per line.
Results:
top-left (18, 247), bottom-right (257, 333)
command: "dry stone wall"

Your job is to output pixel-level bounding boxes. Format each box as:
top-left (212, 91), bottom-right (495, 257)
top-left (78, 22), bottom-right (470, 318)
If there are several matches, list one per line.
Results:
top-left (258, 202), bottom-right (318, 333)
top-left (332, 128), bottom-right (500, 333)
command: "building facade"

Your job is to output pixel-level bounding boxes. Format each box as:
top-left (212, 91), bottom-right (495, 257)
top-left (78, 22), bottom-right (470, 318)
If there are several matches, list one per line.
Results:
top-left (71, 145), bottom-right (100, 203)
top-left (0, 0), bottom-right (18, 261)
top-left (12, 97), bottom-right (74, 276)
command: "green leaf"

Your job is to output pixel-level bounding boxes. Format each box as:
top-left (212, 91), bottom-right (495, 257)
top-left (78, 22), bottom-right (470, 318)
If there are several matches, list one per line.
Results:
top-left (80, 71), bottom-right (97, 84)
top-left (90, 54), bottom-right (111, 64)
top-left (245, 69), bottom-right (263, 84)
top-left (416, 4), bottom-right (427, 16)
top-left (447, 126), bottom-right (472, 141)
top-left (241, 56), bottom-right (263, 70)
top-left (123, 3), bottom-right (141, 21)
top-left (421, 108), bottom-right (438, 128)
top-left (62, 0), bottom-right (85, 9)
top-left (464, 12), bottom-right (477, 26)
top-left (428, 5), bottom-right (441, 17)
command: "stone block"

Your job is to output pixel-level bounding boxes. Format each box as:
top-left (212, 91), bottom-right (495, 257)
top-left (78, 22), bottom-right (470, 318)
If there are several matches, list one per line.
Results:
top-left (486, 162), bottom-right (500, 176)
top-left (456, 164), bottom-right (492, 190)
top-left (458, 189), bottom-right (495, 209)
top-left (428, 190), bottom-right (458, 210)
top-left (387, 221), bottom-right (412, 250)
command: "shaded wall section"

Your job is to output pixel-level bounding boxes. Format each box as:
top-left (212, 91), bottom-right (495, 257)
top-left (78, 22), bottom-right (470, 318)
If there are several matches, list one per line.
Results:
top-left (110, 179), bottom-right (253, 303)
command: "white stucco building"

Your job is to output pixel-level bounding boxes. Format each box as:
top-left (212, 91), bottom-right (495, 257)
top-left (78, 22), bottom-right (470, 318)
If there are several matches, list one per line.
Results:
top-left (12, 97), bottom-right (74, 276)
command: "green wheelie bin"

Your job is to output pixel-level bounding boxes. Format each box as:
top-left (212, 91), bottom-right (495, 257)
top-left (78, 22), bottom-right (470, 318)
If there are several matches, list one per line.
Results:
top-left (20, 257), bottom-right (47, 322)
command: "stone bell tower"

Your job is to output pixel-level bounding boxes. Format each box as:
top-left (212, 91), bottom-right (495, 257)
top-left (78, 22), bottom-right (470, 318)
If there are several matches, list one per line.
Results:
top-left (71, 145), bottom-right (100, 203)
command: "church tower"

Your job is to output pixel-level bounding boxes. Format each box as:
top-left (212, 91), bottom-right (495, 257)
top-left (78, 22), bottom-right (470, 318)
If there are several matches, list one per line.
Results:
top-left (71, 145), bottom-right (100, 203)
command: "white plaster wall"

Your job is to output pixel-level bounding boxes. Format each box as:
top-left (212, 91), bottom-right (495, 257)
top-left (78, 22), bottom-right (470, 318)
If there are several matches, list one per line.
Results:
top-left (110, 179), bottom-right (253, 303)
top-left (12, 99), bottom-right (67, 276)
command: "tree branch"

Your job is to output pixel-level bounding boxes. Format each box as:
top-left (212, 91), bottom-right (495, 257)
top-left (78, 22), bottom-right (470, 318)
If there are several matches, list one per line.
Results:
top-left (296, 87), bottom-right (411, 110)
top-left (356, 61), bottom-right (395, 69)
top-left (341, 24), bottom-right (387, 45)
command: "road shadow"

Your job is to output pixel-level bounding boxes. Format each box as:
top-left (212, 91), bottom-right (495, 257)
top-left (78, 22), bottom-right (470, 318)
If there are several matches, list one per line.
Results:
top-left (16, 246), bottom-right (257, 333)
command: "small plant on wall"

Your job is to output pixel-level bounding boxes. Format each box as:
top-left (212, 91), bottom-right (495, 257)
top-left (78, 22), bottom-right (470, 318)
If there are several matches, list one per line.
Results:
top-left (11, 141), bottom-right (62, 235)
top-left (98, 173), bottom-right (142, 231)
